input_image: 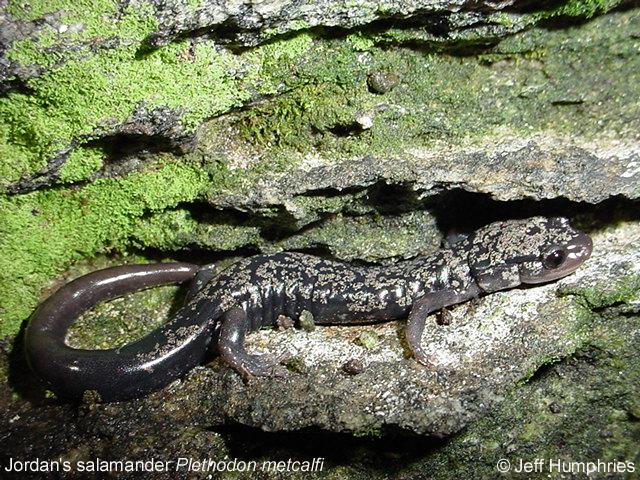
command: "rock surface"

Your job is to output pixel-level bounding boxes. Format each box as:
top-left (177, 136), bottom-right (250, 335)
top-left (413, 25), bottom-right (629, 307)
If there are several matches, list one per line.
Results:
top-left (147, 0), bottom-right (533, 47)
top-left (1, 0), bottom-right (632, 195)
top-left (1, 215), bottom-right (638, 478)
top-left (207, 135), bottom-right (640, 209)
top-left (0, 0), bottom-right (589, 90)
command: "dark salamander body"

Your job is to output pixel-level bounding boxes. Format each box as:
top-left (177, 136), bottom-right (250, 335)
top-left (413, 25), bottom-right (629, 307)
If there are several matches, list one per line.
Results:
top-left (25, 217), bottom-right (592, 401)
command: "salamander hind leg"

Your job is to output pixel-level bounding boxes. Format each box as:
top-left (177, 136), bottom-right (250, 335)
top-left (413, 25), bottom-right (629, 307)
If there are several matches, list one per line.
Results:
top-left (184, 264), bottom-right (219, 303)
top-left (217, 306), bottom-right (288, 379)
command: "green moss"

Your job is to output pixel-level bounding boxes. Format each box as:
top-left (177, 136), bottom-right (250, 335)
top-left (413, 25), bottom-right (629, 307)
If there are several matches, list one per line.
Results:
top-left (261, 20), bottom-right (312, 40)
top-left (67, 283), bottom-right (182, 349)
top-left (7, 1), bottom-right (157, 67)
top-left (282, 355), bottom-right (308, 374)
top-left (345, 32), bottom-right (376, 52)
top-left (396, 311), bottom-right (639, 479)
top-left (245, 33), bottom-right (315, 94)
top-left (7, 0), bottom-right (115, 21)
top-left (514, 271), bottom-right (640, 388)
top-left (492, 12), bottom-right (518, 28)
top-left (4, 7), bottom-right (639, 192)
top-left (540, 0), bottom-right (623, 19)
top-left (512, 297), bottom-right (596, 387)
top-left (58, 147), bottom-right (105, 182)
top-left (562, 275), bottom-right (640, 310)
top-left (185, 0), bottom-right (205, 13)
top-left (131, 209), bottom-right (263, 252)
top-left (0, 159), bottom-right (207, 336)
top-left (1, 40), bottom-right (250, 187)
top-left (516, 355), bottom-right (564, 386)
top-left (1, 6), bottom-right (316, 190)
top-left (231, 10), bottom-right (640, 174)
top-left (273, 211), bottom-right (441, 261)
top-left (237, 80), bottom-right (380, 154)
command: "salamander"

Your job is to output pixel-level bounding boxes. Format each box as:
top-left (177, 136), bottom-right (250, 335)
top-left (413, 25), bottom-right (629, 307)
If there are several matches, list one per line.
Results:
top-left (24, 216), bottom-right (592, 401)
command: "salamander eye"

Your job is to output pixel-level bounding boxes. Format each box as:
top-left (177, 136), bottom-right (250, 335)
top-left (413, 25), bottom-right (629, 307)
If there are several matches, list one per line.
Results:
top-left (542, 248), bottom-right (567, 269)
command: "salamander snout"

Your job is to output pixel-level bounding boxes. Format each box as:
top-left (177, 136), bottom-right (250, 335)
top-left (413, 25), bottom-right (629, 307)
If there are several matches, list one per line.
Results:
top-left (567, 232), bottom-right (593, 264)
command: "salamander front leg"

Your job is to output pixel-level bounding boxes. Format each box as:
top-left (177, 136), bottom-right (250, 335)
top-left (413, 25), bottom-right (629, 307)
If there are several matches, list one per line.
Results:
top-left (406, 296), bottom-right (438, 368)
top-left (406, 290), bottom-right (469, 368)
top-left (218, 306), bottom-right (287, 378)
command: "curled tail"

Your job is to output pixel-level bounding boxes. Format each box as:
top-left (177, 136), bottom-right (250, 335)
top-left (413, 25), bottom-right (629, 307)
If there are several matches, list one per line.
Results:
top-left (25, 263), bottom-right (219, 401)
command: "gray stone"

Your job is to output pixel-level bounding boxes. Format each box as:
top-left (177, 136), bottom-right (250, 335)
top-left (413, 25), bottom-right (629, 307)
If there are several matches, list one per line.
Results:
top-left (208, 135), bottom-right (640, 210)
top-left (6, 104), bottom-right (192, 193)
top-left (147, 0), bottom-right (532, 47)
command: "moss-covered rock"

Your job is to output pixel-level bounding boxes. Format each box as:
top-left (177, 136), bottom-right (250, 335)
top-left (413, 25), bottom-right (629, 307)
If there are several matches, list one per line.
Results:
top-left (0, 159), bottom-right (207, 336)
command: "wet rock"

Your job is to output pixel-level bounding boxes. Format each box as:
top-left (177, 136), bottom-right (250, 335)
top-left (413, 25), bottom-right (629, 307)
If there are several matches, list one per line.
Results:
top-left (342, 358), bottom-right (366, 375)
top-left (6, 105), bottom-right (192, 194)
top-left (132, 1), bottom-right (533, 48)
top-left (3, 5), bottom-right (636, 199)
top-left (0, 0), bottom-right (541, 94)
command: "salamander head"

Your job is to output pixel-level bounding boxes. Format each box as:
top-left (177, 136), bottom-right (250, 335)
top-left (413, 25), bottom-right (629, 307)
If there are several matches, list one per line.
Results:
top-left (465, 217), bottom-right (592, 293)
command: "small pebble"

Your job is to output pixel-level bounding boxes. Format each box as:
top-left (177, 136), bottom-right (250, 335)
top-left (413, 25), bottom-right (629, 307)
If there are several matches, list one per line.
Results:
top-left (356, 330), bottom-right (380, 350)
top-left (436, 308), bottom-right (453, 326)
top-left (299, 310), bottom-right (316, 332)
top-left (342, 358), bottom-right (366, 375)
top-left (367, 71), bottom-right (400, 94)
top-left (276, 315), bottom-right (295, 330)
top-left (355, 113), bottom-right (373, 129)
top-left (283, 356), bottom-right (307, 374)
top-left (548, 402), bottom-right (562, 414)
